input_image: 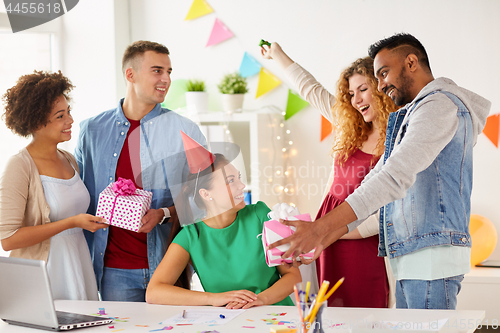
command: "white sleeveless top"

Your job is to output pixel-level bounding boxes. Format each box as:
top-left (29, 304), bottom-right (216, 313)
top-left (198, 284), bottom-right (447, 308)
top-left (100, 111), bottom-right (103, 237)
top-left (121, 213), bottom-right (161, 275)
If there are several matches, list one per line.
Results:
top-left (40, 168), bottom-right (99, 301)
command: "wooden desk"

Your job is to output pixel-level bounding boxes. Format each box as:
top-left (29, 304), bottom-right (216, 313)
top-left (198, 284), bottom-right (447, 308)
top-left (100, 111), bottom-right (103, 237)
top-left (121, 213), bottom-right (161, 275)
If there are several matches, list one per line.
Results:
top-left (0, 300), bottom-right (485, 332)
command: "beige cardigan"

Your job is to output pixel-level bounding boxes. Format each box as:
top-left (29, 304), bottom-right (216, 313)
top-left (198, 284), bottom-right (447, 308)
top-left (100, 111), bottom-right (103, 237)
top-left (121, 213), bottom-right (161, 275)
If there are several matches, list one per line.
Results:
top-left (0, 148), bottom-right (79, 262)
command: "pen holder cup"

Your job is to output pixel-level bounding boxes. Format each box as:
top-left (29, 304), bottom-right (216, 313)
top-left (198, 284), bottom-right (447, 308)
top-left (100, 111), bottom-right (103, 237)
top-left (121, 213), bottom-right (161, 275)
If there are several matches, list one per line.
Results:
top-left (299, 301), bottom-right (326, 333)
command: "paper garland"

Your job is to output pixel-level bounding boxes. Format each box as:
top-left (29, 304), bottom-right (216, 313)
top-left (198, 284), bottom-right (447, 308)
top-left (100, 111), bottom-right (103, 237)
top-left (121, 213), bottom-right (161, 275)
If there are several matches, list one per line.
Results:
top-left (320, 115), bottom-right (333, 142)
top-left (483, 113), bottom-right (500, 148)
top-left (239, 52), bottom-right (262, 78)
top-left (285, 90), bottom-right (309, 120)
top-left (256, 68), bottom-right (281, 98)
top-left (185, 0), bottom-right (213, 20)
top-left (206, 18), bottom-right (233, 47)
top-left (184, 1), bottom-right (319, 137)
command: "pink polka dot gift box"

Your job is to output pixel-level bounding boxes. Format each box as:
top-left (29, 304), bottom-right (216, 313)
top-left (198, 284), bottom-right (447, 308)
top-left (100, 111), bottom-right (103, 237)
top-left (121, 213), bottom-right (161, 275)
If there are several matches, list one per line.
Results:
top-left (95, 177), bottom-right (153, 232)
top-left (261, 203), bottom-right (315, 267)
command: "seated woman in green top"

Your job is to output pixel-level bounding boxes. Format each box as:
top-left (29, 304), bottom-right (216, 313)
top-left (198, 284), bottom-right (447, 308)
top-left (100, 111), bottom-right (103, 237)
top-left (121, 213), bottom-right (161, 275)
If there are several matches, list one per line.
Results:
top-left (146, 142), bottom-right (301, 309)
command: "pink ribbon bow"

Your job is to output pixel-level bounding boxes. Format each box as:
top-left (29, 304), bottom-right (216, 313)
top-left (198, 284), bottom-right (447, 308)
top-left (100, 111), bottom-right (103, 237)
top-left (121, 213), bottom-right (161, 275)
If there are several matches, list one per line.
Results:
top-left (112, 177), bottom-right (136, 196)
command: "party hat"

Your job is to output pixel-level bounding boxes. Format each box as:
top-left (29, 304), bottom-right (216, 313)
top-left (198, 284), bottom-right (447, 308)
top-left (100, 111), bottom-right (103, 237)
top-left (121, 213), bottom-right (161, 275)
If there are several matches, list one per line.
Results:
top-left (180, 130), bottom-right (215, 173)
top-left (170, 133), bottom-right (244, 226)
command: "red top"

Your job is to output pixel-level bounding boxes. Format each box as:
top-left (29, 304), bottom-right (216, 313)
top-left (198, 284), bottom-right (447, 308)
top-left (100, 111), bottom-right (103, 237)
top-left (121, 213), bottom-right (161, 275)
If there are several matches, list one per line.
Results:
top-left (328, 149), bottom-right (376, 201)
top-left (104, 118), bottom-right (149, 269)
top-left (316, 149), bottom-right (389, 308)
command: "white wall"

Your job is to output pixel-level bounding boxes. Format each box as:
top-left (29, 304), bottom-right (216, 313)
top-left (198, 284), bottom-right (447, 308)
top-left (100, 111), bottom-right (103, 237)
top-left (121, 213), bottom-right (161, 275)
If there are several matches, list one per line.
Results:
top-left (2, 0), bottom-right (499, 259)
top-left (0, 0), bottom-right (123, 257)
top-left (126, 0), bottom-right (500, 258)
top-left (57, 0), bottom-right (122, 151)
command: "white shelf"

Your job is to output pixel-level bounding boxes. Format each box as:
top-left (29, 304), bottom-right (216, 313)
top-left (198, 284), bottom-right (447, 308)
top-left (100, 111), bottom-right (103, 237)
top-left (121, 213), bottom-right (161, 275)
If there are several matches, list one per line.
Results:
top-left (456, 267), bottom-right (500, 324)
top-left (184, 107), bottom-right (287, 206)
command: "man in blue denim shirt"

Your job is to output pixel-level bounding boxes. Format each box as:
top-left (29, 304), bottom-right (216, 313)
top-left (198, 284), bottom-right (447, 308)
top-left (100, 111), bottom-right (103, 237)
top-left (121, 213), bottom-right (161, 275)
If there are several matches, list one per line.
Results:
top-left (75, 41), bottom-right (206, 301)
top-left (270, 33), bottom-right (490, 309)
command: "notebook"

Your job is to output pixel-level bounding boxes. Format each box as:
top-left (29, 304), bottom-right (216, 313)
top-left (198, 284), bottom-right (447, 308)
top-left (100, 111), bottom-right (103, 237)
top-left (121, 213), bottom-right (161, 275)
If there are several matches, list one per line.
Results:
top-left (0, 256), bottom-right (113, 331)
top-left (476, 259), bottom-right (500, 268)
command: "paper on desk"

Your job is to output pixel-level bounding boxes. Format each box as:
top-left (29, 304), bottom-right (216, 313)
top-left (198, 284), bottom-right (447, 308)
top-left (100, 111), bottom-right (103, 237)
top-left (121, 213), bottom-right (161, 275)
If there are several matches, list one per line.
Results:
top-left (160, 308), bottom-right (245, 326)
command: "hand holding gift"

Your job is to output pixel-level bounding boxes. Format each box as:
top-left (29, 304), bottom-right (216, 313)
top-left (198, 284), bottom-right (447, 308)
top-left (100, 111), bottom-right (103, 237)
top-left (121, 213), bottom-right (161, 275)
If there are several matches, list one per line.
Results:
top-left (138, 208), bottom-right (167, 233)
top-left (72, 213), bottom-right (108, 232)
top-left (95, 178), bottom-right (153, 232)
top-left (261, 203), bottom-right (315, 266)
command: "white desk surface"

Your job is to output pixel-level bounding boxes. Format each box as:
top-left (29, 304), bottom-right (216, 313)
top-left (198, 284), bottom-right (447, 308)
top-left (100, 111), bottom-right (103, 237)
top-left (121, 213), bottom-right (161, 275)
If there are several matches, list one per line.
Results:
top-left (0, 300), bottom-right (485, 333)
top-left (456, 267), bottom-right (500, 323)
top-left (463, 267), bottom-right (500, 283)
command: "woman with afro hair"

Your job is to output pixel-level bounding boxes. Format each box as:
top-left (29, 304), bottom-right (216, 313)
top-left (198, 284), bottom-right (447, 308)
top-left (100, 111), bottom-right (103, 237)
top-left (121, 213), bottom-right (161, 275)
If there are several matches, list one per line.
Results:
top-left (0, 71), bottom-right (107, 300)
top-left (262, 42), bottom-right (397, 308)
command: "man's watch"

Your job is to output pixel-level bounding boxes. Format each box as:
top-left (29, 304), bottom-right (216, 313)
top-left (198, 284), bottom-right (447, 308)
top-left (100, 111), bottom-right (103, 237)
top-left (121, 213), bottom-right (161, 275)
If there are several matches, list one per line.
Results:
top-left (159, 208), bottom-right (171, 225)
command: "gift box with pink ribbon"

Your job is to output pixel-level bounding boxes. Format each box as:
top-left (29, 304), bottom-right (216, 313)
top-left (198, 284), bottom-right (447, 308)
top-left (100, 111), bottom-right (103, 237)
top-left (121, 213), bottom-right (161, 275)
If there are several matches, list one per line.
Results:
top-left (95, 177), bottom-right (153, 232)
top-left (261, 203), bottom-right (315, 267)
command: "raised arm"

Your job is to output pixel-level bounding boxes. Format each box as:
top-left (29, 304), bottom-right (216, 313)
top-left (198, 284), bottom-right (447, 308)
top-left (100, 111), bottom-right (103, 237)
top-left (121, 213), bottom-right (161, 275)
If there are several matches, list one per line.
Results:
top-left (261, 42), bottom-right (336, 122)
top-left (145, 243), bottom-right (258, 307)
top-left (260, 42), bottom-right (294, 70)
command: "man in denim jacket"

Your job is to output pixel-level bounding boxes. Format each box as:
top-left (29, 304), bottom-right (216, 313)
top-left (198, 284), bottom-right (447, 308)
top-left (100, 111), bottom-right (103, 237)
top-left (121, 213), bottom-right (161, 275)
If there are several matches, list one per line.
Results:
top-left (270, 33), bottom-right (490, 309)
top-left (75, 41), bottom-right (206, 301)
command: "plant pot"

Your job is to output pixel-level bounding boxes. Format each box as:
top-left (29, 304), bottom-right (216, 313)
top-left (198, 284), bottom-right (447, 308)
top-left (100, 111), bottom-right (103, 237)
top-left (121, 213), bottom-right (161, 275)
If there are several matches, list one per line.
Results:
top-left (221, 94), bottom-right (244, 113)
top-left (185, 91), bottom-right (209, 113)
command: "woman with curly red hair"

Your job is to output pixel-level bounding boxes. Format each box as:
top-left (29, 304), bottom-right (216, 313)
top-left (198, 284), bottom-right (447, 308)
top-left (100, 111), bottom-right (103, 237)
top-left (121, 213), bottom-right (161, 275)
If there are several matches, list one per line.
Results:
top-left (262, 43), bottom-right (397, 308)
top-left (0, 71), bottom-right (107, 300)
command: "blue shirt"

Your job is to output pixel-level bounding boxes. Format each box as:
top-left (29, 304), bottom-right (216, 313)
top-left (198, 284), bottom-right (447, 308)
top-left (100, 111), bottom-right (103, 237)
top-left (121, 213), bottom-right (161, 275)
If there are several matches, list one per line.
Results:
top-left (75, 99), bottom-right (206, 290)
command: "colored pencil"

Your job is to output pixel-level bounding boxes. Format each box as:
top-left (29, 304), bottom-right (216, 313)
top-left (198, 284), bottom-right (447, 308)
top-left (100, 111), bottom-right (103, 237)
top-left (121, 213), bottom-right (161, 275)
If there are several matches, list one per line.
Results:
top-left (322, 277), bottom-right (345, 303)
top-left (304, 281), bottom-right (311, 304)
top-left (305, 280), bottom-right (329, 322)
top-left (307, 277), bottom-right (345, 328)
top-left (304, 297), bottom-right (316, 320)
top-left (293, 285), bottom-right (305, 332)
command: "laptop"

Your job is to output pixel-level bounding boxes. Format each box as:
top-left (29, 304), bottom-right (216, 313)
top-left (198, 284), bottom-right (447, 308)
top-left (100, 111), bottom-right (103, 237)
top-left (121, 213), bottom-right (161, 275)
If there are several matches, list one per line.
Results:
top-left (476, 259), bottom-right (500, 268)
top-left (0, 256), bottom-right (113, 331)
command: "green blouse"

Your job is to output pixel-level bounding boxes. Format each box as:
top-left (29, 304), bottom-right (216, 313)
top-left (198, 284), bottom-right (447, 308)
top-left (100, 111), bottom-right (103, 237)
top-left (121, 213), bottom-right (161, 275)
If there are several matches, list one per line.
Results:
top-left (173, 201), bottom-right (293, 306)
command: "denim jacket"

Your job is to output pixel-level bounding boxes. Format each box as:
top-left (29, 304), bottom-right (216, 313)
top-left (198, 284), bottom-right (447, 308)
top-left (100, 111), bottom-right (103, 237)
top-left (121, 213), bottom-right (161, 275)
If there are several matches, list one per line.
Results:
top-left (75, 99), bottom-right (206, 289)
top-left (345, 78), bottom-right (490, 259)
top-left (379, 91), bottom-right (472, 258)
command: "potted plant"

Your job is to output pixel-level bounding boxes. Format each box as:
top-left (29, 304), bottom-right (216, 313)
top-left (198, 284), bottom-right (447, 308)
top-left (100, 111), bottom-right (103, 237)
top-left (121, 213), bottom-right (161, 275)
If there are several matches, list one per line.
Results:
top-left (185, 79), bottom-right (208, 113)
top-left (217, 72), bottom-right (248, 113)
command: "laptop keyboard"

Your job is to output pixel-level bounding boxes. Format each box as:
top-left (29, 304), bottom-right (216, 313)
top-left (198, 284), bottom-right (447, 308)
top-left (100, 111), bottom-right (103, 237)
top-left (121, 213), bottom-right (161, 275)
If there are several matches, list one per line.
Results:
top-left (56, 311), bottom-right (103, 325)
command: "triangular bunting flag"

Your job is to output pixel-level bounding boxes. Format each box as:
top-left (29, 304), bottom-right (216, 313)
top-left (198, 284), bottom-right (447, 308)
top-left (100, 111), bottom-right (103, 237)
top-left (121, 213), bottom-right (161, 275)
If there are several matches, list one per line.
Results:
top-left (161, 79), bottom-right (188, 110)
top-left (206, 18), bottom-right (233, 47)
top-left (239, 52), bottom-right (262, 78)
top-left (255, 68), bottom-right (281, 98)
top-left (321, 115), bottom-right (333, 141)
top-left (483, 114), bottom-right (500, 148)
top-left (185, 0), bottom-right (213, 20)
top-left (285, 90), bottom-right (309, 120)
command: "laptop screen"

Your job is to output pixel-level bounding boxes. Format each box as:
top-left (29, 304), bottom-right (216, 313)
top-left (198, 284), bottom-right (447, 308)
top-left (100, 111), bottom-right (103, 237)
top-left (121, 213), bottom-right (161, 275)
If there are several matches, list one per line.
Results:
top-left (0, 256), bottom-right (62, 329)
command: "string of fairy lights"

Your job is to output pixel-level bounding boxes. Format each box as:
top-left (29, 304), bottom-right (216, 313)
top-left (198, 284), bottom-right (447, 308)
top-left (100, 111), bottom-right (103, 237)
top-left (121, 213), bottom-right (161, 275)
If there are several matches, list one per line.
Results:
top-left (275, 110), bottom-right (296, 207)
top-left (219, 108), bottom-right (297, 207)
top-left (180, 1), bottom-right (311, 208)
